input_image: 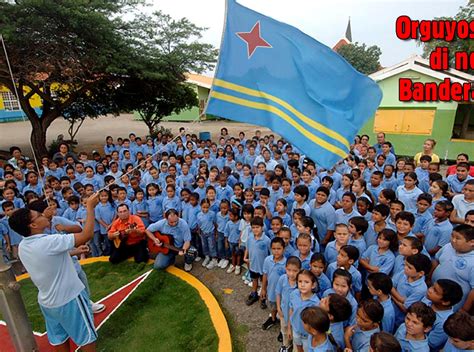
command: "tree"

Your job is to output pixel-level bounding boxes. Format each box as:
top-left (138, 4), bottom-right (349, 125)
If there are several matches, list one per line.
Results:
top-left (417, 4), bottom-right (473, 139)
top-left (118, 11), bottom-right (218, 135)
top-left (336, 42), bottom-right (382, 75)
top-left (0, 1), bottom-right (217, 156)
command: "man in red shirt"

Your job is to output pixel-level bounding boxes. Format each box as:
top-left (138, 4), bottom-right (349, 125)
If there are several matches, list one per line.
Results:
top-left (108, 204), bottom-right (148, 264)
top-left (446, 153), bottom-right (474, 177)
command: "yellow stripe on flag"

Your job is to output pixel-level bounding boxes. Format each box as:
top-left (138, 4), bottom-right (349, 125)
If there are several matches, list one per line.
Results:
top-left (213, 79), bottom-right (350, 150)
top-left (211, 90), bottom-right (348, 158)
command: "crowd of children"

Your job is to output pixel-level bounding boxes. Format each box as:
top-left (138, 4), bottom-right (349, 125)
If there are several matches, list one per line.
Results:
top-left (1, 127), bottom-right (473, 352)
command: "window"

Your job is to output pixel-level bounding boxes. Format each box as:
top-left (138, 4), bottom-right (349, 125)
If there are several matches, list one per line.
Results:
top-left (373, 109), bottom-right (435, 135)
top-left (1, 91), bottom-right (20, 111)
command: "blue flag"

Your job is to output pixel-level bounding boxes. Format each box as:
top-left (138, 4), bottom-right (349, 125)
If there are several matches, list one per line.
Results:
top-left (205, 0), bottom-right (382, 169)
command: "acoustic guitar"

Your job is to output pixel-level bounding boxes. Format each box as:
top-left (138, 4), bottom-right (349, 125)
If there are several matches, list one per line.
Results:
top-left (113, 223), bottom-right (138, 249)
top-left (147, 231), bottom-right (182, 255)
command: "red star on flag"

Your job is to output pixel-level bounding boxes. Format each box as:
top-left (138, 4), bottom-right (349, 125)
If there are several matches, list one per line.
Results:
top-left (236, 21), bottom-right (272, 58)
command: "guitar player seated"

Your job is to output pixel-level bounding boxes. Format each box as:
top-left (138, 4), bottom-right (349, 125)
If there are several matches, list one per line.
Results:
top-left (107, 203), bottom-right (149, 264)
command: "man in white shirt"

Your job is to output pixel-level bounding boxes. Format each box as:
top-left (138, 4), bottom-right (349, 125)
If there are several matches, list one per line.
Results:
top-left (9, 194), bottom-right (99, 351)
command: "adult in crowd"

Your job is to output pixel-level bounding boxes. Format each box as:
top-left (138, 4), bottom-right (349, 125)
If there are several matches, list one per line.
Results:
top-left (253, 148), bottom-right (278, 171)
top-left (446, 153), bottom-right (474, 177)
top-left (107, 203), bottom-right (148, 264)
top-left (451, 179), bottom-right (474, 224)
top-left (373, 132), bottom-right (395, 154)
top-left (413, 138), bottom-right (440, 166)
top-left (8, 146), bottom-right (28, 169)
top-left (146, 209), bottom-right (192, 271)
top-left (52, 142), bottom-right (77, 163)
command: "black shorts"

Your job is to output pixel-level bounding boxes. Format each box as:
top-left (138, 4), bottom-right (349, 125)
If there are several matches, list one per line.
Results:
top-left (249, 270), bottom-right (262, 280)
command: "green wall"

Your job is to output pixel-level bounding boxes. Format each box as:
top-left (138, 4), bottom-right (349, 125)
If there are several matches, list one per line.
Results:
top-left (358, 69), bottom-right (474, 159)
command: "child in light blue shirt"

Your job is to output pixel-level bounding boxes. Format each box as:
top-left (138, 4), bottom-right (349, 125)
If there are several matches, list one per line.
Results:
top-left (301, 306), bottom-right (337, 352)
top-left (442, 311), bottom-right (474, 352)
top-left (367, 273), bottom-right (396, 334)
top-left (391, 253), bottom-right (432, 329)
top-left (360, 229), bottom-right (397, 276)
top-left (422, 279), bottom-right (463, 352)
top-left (344, 299), bottom-right (383, 352)
top-left (394, 302), bottom-right (435, 352)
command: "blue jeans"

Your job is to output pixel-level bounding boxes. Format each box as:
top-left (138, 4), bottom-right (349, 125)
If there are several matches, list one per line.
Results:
top-left (200, 232), bottom-right (217, 258)
top-left (216, 232), bottom-right (229, 259)
top-left (154, 252), bottom-right (176, 270)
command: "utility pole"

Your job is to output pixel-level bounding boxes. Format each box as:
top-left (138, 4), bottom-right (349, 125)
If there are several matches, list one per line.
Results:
top-left (0, 262), bottom-right (38, 351)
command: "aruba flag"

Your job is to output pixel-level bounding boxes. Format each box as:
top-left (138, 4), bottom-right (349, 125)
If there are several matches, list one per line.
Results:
top-left (205, 0), bottom-right (383, 169)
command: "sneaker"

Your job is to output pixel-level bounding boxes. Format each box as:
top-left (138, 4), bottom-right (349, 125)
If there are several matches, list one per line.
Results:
top-left (244, 279), bottom-right (250, 285)
top-left (184, 263), bottom-right (193, 272)
top-left (245, 292), bottom-right (259, 306)
top-left (235, 266), bottom-right (241, 275)
top-left (226, 264), bottom-right (235, 273)
top-left (277, 332), bottom-right (283, 342)
top-left (220, 259), bottom-right (229, 269)
top-left (260, 298), bottom-right (267, 310)
top-left (201, 256), bottom-right (211, 267)
top-left (262, 317), bottom-right (276, 330)
top-left (247, 281), bottom-right (253, 287)
top-left (206, 258), bottom-right (218, 269)
top-left (91, 302), bottom-right (106, 314)
top-left (194, 256), bottom-right (201, 262)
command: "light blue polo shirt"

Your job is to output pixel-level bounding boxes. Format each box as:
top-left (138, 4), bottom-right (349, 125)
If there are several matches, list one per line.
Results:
top-left (335, 208), bottom-right (361, 226)
top-left (275, 274), bottom-right (298, 324)
top-left (147, 218), bottom-right (191, 248)
top-left (424, 219), bottom-right (453, 254)
top-left (289, 290), bottom-right (320, 335)
top-left (362, 245), bottom-right (395, 275)
top-left (395, 323), bottom-right (430, 352)
top-left (421, 297), bottom-right (452, 351)
top-left (309, 200), bottom-right (336, 242)
top-left (351, 327), bottom-right (380, 352)
top-left (19, 233), bottom-right (84, 308)
top-left (246, 232), bottom-right (271, 274)
top-left (392, 272), bottom-right (428, 327)
top-left (307, 335), bottom-right (336, 352)
top-left (432, 243), bottom-right (474, 311)
top-left (326, 262), bottom-right (362, 294)
top-left (263, 255), bottom-right (287, 302)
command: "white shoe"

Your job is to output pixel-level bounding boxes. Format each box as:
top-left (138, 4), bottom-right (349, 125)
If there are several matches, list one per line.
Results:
top-left (206, 258), bottom-right (218, 269)
top-left (217, 259), bottom-right (226, 268)
top-left (235, 266), bottom-right (241, 275)
top-left (184, 263), bottom-right (193, 272)
top-left (202, 256), bottom-right (211, 267)
top-left (244, 279), bottom-right (250, 285)
top-left (91, 302), bottom-right (105, 314)
top-left (226, 265), bottom-right (235, 273)
top-left (220, 259), bottom-right (229, 269)
top-left (194, 256), bottom-right (201, 262)
top-left (247, 281), bottom-right (253, 287)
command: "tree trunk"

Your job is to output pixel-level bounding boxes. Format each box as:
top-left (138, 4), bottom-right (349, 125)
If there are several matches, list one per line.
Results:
top-left (30, 123), bottom-right (48, 158)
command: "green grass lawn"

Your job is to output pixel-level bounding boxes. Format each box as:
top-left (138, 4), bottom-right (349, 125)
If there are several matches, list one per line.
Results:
top-left (2, 261), bottom-right (218, 352)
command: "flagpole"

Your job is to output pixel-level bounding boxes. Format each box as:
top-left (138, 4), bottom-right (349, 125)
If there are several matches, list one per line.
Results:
top-left (202, 0), bottom-right (230, 119)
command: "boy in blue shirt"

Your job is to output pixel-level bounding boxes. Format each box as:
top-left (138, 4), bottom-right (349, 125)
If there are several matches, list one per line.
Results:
top-left (335, 193), bottom-right (360, 225)
top-left (391, 253), bottom-right (432, 328)
top-left (394, 302), bottom-right (436, 352)
top-left (261, 237), bottom-right (287, 330)
top-left (443, 311), bottom-right (474, 351)
top-left (431, 224), bottom-right (474, 312)
top-left (412, 193), bottom-right (433, 235)
top-left (244, 216), bottom-right (271, 306)
top-left (224, 209), bottom-right (242, 274)
top-left (367, 272), bottom-right (396, 333)
top-left (422, 279), bottom-right (463, 352)
top-left (423, 200), bottom-right (453, 258)
top-left (8, 194), bottom-right (99, 350)
top-left (326, 245), bottom-right (362, 299)
top-left (63, 195), bottom-right (80, 222)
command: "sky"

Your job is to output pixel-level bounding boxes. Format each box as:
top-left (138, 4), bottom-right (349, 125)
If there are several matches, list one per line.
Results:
top-left (150, 0), bottom-right (467, 71)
